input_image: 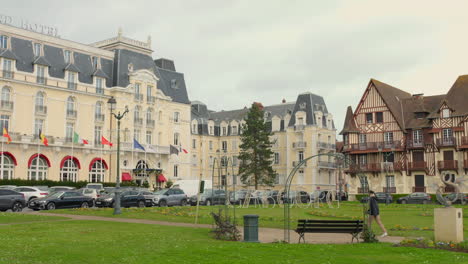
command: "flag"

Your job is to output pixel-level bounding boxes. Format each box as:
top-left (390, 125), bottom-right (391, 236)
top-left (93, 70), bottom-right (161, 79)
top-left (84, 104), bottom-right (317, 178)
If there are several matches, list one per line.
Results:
top-left (101, 136), bottom-right (113, 147)
top-left (170, 145), bottom-right (179, 155)
top-left (3, 128), bottom-right (11, 144)
top-left (147, 144), bottom-right (157, 153)
top-left (38, 129), bottom-right (48, 146)
top-left (73, 132), bottom-right (89, 145)
top-left (133, 138), bottom-right (145, 151)
top-left (182, 148), bottom-right (188, 154)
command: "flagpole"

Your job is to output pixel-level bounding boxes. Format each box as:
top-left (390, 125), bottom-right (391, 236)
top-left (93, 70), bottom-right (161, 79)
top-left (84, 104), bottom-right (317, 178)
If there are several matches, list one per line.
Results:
top-left (1, 138), bottom-right (4, 179)
top-left (37, 133), bottom-right (40, 181)
top-left (71, 132), bottom-right (74, 182)
top-left (144, 147), bottom-right (147, 185)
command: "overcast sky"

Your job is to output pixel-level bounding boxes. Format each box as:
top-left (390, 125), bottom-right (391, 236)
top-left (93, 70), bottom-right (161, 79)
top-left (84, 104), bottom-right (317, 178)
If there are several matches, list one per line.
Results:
top-left (3, 1), bottom-right (468, 136)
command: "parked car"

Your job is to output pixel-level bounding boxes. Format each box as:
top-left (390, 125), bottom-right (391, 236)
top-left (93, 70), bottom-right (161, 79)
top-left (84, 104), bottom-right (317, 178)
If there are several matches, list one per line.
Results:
top-left (13, 186), bottom-right (49, 202)
top-left (0, 189), bottom-right (26, 212)
top-left (49, 186), bottom-right (75, 193)
top-left (229, 190), bottom-right (249, 205)
top-left (397, 192), bottom-right (432, 204)
top-left (336, 191), bottom-right (349, 201)
top-left (153, 188), bottom-right (188, 207)
top-left (441, 193), bottom-right (468, 204)
top-left (140, 191), bottom-right (156, 207)
top-left (95, 190), bottom-right (146, 208)
top-left (28, 191), bottom-right (93, 210)
top-left (34, 186), bottom-right (50, 191)
top-left (264, 190), bottom-right (281, 204)
top-left (361, 192), bottom-right (393, 203)
top-left (189, 189), bottom-right (226, 206)
top-left (79, 188), bottom-right (100, 205)
top-left (281, 190), bottom-right (310, 204)
top-left (86, 183), bottom-right (104, 192)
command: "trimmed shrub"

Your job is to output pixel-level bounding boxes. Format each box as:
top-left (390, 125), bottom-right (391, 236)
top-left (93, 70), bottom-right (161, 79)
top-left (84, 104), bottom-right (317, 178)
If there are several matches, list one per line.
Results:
top-left (0, 179), bottom-right (138, 188)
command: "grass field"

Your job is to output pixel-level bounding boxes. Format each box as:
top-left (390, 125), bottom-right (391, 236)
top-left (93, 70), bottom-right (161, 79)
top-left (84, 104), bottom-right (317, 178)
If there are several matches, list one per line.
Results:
top-left (0, 213), bottom-right (67, 224)
top-left (0, 219), bottom-right (466, 264)
top-left (48, 202), bottom-right (468, 239)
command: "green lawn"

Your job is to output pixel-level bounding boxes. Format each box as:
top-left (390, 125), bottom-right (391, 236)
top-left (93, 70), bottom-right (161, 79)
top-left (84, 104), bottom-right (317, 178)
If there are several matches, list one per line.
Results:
top-left (0, 213), bottom-right (67, 224)
top-left (0, 219), bottom-right (465, 264)
top-left (48, 202), bottom-right (468, 239)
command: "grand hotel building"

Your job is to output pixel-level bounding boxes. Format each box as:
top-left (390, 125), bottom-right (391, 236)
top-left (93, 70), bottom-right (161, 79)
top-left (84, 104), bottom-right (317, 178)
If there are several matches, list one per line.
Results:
top-left (0, 22), bottom-right (337, 191)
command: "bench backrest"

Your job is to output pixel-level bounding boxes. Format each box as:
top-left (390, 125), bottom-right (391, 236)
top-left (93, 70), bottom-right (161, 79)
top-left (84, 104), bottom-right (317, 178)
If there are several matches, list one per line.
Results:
top-left (296, 219), bottom-right (363, 231)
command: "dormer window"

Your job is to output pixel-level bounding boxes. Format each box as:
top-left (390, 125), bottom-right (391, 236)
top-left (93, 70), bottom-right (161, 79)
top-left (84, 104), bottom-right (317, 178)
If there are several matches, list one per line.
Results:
top-left (0, 35), bottom-right (8, 49)
top-left (64, 50), bottom-right (71, 64)
top-left (415, 112), bottom-right (426, 119)
top-left (442, 109), bottom-right (450, 118)
top-left (33, 43), bottom-right (42, 57)
top-left (92, 56), bottom-right (98, 69)
top-left (171, 79), bottom-right (178, 89)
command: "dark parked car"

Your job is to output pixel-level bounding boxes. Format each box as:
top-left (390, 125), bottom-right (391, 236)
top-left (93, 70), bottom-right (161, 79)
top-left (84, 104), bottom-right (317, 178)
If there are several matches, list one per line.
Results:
top-left (281, 191), bottom-right (310, 204)
top-left (0, 189), bottom-right (26, 212)
top-left (397, 192), bottom-right (432, 204)
top-left (95, 191), bottom-right (146, 208)
top-left (140, 191), bottom-right (156, 207)
top-left (153, 188), bottom-right (188, 207)
top-left (28, 191), bottom-right (93, 210)
top-left (190, 189), bottom-right (226, 206)
top-left (361, 192), bottom-right (393, 203)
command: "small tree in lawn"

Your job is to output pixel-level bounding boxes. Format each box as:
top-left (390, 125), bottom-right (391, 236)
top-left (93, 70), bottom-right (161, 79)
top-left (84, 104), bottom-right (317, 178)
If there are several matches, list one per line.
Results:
top-left (238, 102), bottom-right (277, 189)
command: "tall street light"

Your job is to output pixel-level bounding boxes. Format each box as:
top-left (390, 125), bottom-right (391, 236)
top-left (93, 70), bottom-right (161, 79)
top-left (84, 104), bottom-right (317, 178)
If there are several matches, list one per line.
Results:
top-left (107, 96), bottom-right (129, 215)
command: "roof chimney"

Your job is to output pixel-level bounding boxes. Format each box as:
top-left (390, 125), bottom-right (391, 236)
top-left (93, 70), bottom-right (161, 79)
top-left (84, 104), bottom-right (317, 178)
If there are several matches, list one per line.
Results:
top-left (282, 98), bottom-right (286, 103)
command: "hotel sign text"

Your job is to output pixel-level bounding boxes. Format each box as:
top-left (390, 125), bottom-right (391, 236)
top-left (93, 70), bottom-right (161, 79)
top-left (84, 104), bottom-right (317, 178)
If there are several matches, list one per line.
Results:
top-left (0, 14), bottom-right (59, 37)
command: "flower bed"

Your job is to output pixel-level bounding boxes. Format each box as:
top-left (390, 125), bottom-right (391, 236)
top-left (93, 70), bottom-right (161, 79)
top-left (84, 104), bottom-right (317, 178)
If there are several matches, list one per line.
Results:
top-left (396, 238), bottom-right (468, 253)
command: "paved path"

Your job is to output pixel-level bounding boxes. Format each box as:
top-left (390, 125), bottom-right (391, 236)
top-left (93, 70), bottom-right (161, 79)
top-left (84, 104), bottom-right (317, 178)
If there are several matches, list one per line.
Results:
top-left (22, 212), bottom-right (404, 244)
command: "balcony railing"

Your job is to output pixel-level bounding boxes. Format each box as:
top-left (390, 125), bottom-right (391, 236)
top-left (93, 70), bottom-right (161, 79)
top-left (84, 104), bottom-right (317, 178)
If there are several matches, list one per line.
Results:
top-left (294, 125), bottom-right (305, 131)
top-left (292, 141), bottom-right (307, 149)
top-left (318, 161), bottom-right (336, 169)
top-left (436, 137), bottom-right (456, 147)
top-left (407, 140), bottom-right (425, 149)
top-left (134, 118), bottom-right (143, 125)
top-left (382, 187), bottom-right (397, 193)
top-left (35, 105), bottom-right (47, 115)
top-left (345, 140), bottom-right (403, 152)
top-left (408, 161), bottom-right (426, 171)
top-left (65, 137), bottom-right (73, 143)
top-left (317, 142), bottom-right (336, 150)
top-left (36, 76), bottom-right (47, 84)
top-left (66, 110), bottom-right (77, 118)
top-left (438, 160), bottom-right (458, 171)
top-left (96, 88), bottom-right (104, 95)
top-left (146, 119), bottom-right (155, 127)
top-left (147, 96), bottom-right (155, 103)
top-left (460, 136), bottom-right (468, 148)
top-left (413, 186), bottom-right (426, 192)
top-left (2, 70), bottom-right (13, 79)
top-left (67, 82), bottom-right (77, 90)
top-left (134, 94), bottom-right (143, 101)
top-left (0, 100), bottom-right (13, 110)
top-left (381, 161), bottom-right (405, 171)
top-left (95, 114), bottom-right (105, 122)
top-left (357, 187), bottom-right (369, 194)
top-left (347, 163), bottom-right (381, 173)
top-left (292, 161), bottom-right (307, 167)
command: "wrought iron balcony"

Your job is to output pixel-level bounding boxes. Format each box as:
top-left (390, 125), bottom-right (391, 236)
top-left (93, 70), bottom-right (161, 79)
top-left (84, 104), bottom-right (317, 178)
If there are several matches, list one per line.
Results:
top-left (66, 110), bottom-right (77, 118)
top-left (436, 137), bottom-right (456, 147)
top-left (2, 70), bottom-right (13, 79)
top-left (346, 140), bottom-right (403, 153)
top-left (65, 137), bottom-right (73, 143)
top-left (292, 141), bottom-right (307, 149)
top-left (134, 93), bottom-right (143, 101)
top-left (438, 160), bottom-right (458, 171)
top-left (67, 82), bottom-right (77, 90)
top-left (318, 161), bottom-right (336, 169)
top-left (147, 96), bottom-right (156, 103)
top-left (459, 136), bottom-right (468, 149)
top-left (0, 100), bottom-right (13, 110)
top-left (407, 140), bottom-right (425, 149)
top-left (146, 119), bottom-right (155, 127)
top-left (95, 114), bottom-right (105, 122)
top-left (317, 142), bottom-right (336, 150)
top-left (134, 118), bottom-right (143, 125)
top-left (35, 105), bottom-right (47, 115)
top-left (292, 161), bottom-right (307, 167)
top-left (36, 76), bottom-right (47, 84)
top-left (408, 161), bottom-right (426, 171)
top-left (294, 125), bottom-right (305, 131)
top-left (96, 88), bottom-right (104, 95)
top-left (345, 163), bottom-right (381, 173)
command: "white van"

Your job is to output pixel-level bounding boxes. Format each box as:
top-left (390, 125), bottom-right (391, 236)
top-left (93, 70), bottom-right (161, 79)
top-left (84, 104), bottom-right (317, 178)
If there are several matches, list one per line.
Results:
top-left (172, 180), bottom-right (212, 197)
top-left (85, 183), bottom-right (104, 192)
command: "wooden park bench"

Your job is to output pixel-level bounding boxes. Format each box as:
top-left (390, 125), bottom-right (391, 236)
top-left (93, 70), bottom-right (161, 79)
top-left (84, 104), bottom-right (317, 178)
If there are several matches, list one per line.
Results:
top-left (295, 219), bottom-right (364, 243)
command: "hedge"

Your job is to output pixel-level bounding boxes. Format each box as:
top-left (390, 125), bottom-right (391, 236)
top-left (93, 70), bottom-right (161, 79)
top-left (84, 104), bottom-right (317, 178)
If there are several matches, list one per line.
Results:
top-left (355, 193), bottom-right (438, 203)
top-left (0, 179), bottom-right (138, 189)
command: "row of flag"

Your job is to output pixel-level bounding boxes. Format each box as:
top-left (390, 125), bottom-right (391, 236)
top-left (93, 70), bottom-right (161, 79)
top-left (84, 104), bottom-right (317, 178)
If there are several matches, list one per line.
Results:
top-left (2, 128), bottom-right (188, 155)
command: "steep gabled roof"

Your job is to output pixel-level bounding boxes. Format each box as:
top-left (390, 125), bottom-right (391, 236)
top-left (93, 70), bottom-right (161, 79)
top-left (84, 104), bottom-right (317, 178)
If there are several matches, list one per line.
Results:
top-left (371, 79), bottom-right (411, 130)
top-left (339, 106), bottom-right (359, 134)
top-left (436, 75), bottom-right (468, 117)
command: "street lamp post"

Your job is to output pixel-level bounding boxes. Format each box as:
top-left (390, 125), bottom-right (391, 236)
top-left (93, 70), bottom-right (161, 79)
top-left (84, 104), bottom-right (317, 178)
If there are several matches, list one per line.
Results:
top-left (107, 96), bottom-right (129, 215)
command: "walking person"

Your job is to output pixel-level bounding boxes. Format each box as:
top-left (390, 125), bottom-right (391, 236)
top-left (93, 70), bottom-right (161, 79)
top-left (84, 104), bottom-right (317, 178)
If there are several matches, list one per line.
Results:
top-left (368, 190), bottom-right (388, 237)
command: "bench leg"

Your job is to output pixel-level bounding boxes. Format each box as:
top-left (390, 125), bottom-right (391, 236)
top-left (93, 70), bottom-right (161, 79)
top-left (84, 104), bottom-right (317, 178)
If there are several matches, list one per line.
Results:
top-left (298, 233), bottom-right (305, 243)
top-left (351, 233), bottom-right (359, 243)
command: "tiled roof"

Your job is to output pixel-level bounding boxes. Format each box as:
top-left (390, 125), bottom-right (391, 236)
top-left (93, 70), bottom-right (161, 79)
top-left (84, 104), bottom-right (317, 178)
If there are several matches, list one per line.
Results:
top-left (339, 106), bottom-right (359, 134)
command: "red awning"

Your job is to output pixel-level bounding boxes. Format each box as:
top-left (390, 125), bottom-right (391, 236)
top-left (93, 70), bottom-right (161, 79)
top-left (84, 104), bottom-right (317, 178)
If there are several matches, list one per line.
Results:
top-left (157, 174), bottom-right (167, 183)
top-left (60, 156), bottom-right (81, 169)
top-left (28, 153), bottom-right (51, 168)
top-left (122, 173), bottom-right (132, 181)
top-left (0, 152), bottom-right (17, 166)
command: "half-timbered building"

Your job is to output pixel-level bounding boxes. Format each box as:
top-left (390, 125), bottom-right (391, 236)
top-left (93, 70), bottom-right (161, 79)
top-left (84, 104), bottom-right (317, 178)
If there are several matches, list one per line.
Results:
top-left (341, 77), bottom-right (468, 195)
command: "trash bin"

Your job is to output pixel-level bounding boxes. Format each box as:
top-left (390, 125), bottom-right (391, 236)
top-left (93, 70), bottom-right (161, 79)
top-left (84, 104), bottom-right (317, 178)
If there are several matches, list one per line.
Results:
top-left (243, 214), bottom-right (259, 242)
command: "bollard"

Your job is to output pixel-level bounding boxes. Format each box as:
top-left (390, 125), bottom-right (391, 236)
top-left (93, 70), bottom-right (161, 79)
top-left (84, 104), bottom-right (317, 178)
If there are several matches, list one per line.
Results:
top-left (243, 214), bottom-right (259, 242)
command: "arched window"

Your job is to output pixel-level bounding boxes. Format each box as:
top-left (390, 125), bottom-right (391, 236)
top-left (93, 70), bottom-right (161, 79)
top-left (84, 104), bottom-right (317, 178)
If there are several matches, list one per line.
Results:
top-left (89, 160), bottom-right (106, 183)
top-left (1, 86), bottom-right (10, 102)
top-left (135, 160), bottom-right (148, 179)
top-left (0, 153), bottom-right (14, 180)
top-left (60, 159), bottom-right (78, 182)
top-left (28, 156), bottom-right (49, 180)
